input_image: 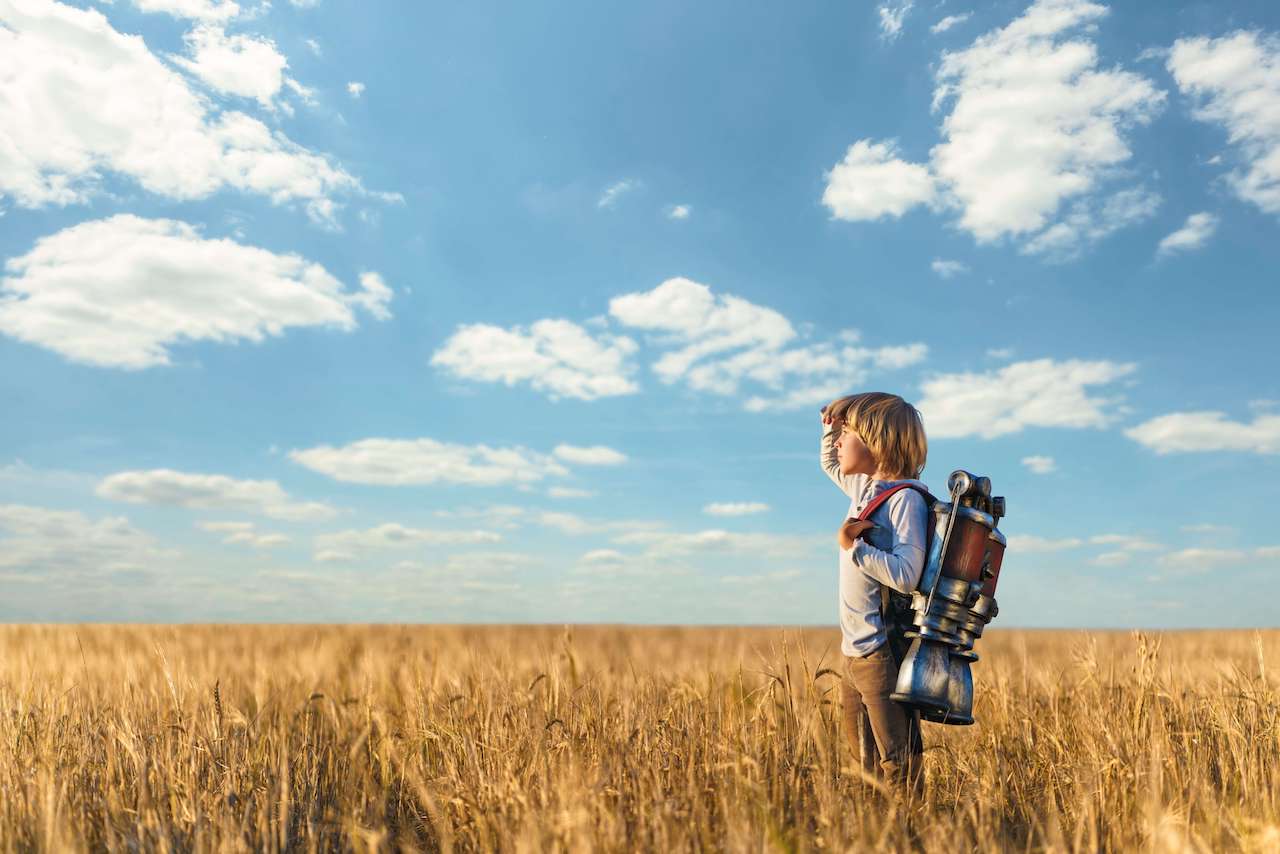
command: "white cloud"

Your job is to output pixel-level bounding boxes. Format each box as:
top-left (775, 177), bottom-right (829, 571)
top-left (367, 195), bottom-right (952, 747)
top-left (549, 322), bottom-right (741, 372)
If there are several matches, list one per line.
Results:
top-left (430, 319), bottom-right (639, 401)
top-left (1018, 186), bottom-right (1161, 262)
top-left (431, 504), bottom-right (526, 529)
top-left (878, 1), bottom-right (913, 41)
top-left (609, 277), bottom-right (927, 412)
top-left (0, 215), bottom-right (391, 369)
top-left (304, 38), bottom-right (321, 56)
top-left (1159, 547), bottom-right (1244, 569)
top-left (552, 444), bottom-right (627, 466)
top-left (313, 523), bottom-right (501, 560)
top-left (533, 512), bottom-right (661, 537)
top-left (1089, 534), bottom-right (1162, 552)
top-left (289, 437), bottom-right (572, 486)
top-left (171, 25), bottom-right (291, 108)
top-left (667, 204), bottom-right (691, 220)
top-left (0, 0), bottom-right (367, 212)
top-left (197, 520), bottom-right (290, 548)
top-left (598, 179), bottom-right (639, 209)
top-left (703, 502), bottom-right (770, 516)
top-left (722, 569), bottom-right (802, 585)
top-left (1180, 523), bottom-right (1236, 535)
top-left (930, 0), bottom-right (1165, 245)
top-left (931, 258), bottom-right (969, 278)
top-left (534, 511), bottom-right (594, 535)
top-left (347, 81), bottom-right (365, 98)
top-left (547, 486), bottom-right (596, 499)
top-left (611, 528), bottom-right (820, 560)
top-left (1156, 212), bottom-right (1219, 257)
top-left (1021, 455), bottom-right (1057, 474)
top-left (0, 503), bottom-right (178, 580)
top-left (986, 347), bottom-right (1014, 359)
top-left (1169, 32), bottom-right (1280, 214)
top-left (917, 357), bottom-right (1137, 439)
top-left (830, 1), bottom-right (1164, 258)
top-left (1124, 411), bottom-right (1280, 455)
top-left (822, 139), bottom-right (938, 221)
top-left (931, 12), bottom-right (971, 34)
top-left (133, 0), bottom-right (240, 21)
top-left (97, 469), bottom-right (338, 521)
top-left (581, 548), bottom-right (625, 563)
top-left (1005, 534), bottom-right (1083, 553)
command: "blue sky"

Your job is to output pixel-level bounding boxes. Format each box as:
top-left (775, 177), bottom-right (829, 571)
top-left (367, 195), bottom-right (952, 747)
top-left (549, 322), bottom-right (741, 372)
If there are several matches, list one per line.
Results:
top-left (1, 0), bottom-right (1278, 626)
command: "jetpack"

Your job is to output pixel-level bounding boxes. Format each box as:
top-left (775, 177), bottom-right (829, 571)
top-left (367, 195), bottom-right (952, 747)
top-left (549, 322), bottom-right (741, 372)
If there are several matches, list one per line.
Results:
top-left (877, 470), bottom-right (1008, 725)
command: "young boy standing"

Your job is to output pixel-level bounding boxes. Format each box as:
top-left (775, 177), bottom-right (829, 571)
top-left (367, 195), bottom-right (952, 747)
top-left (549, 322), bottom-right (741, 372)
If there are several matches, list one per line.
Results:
top-left (820, 392), bottom-right (930, 789)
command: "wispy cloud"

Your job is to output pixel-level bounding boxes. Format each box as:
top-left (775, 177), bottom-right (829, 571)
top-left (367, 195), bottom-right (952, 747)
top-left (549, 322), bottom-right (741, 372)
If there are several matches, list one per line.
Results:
top-left (931, 258), bottom-right (968, 279)
top-left (598, 179), bottom-right (640, 209)
top-left (930, 12), bottom-right (971, 34)
top-left (1156, 212), bottom-right (1218, 257)
top-left (877, 1), bottom-right (913, 41)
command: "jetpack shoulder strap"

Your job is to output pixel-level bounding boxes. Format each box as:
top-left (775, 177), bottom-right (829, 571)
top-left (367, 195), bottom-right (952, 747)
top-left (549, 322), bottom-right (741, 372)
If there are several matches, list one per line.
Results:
top-left (856, 482), bottom-right (934, 522)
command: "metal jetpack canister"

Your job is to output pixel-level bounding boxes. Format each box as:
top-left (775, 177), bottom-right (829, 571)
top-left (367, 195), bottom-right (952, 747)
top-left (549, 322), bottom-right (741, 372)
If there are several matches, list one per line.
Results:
top-left (890, 470), bottom-right (1008, 725)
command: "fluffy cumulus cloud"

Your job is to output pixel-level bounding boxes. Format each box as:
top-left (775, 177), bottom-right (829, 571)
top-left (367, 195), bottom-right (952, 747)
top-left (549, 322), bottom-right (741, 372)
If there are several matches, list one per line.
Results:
top-left (917, 357), bottom-right (1136, 439)
top-left (1169, 32), bottom-right (1280, 215)
top-left (1124, 411), bottom-right (1280, 455)
top-left (97, 469), bottom-right (338, 521)
top-left (822, 140), bottom-right (938, 221)
top-left (0, 215), bottom-right (391, 369)
top-left (430, 320), bottom-right (639, 401)
top-left (703, 502), bottom-right (770, 516)
top-left (171, 25), bottom-right (292, 108)
top-left (0, 0), bottom-right (367, 212)
top-left (930, 0), bottom-right (1164, 245)
top-left (289, 437), bottom-right (573, 486)
top-left (0, 504), bottom-right (178, 582)
top-left (133, 0), bottom-right (240, 21)
top-left (667, 204), bottom-right (692, 220)
top-left (1156, 212), bottom-right (1219, 257)
top-left (826, 0), bottom-right (1165, 258)
top-left (609, 277), bottom-right (927, 412)
top-left (197, 521), bottom-right (290, 548)
top-left (347, 81), bottom-right (366, 98)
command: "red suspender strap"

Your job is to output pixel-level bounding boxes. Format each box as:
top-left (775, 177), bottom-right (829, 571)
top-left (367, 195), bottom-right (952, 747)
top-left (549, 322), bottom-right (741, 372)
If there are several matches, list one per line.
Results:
top-left (856, 483), bottom-right (933, 522)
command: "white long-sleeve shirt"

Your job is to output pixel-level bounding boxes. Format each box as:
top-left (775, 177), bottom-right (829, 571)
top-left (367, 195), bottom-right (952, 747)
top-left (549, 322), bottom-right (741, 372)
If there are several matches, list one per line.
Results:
top-left (821, 421), bottom-right (930, 657)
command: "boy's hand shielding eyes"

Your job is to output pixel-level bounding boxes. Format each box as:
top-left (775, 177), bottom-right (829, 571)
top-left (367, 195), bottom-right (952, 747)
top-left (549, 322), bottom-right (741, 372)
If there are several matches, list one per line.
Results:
top-left (837, 518), bottom-right (875, 550)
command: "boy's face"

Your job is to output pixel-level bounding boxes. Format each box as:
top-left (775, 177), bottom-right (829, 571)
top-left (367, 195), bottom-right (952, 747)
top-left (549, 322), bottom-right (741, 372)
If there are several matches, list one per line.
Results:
top-left (837, 422), bottom-right (878, 477)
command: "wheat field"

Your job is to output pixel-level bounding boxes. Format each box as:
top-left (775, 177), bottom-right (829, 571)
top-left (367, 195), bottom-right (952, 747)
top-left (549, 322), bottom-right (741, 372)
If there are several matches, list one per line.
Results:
top-left (0, 625), bottom-right (1276, 852)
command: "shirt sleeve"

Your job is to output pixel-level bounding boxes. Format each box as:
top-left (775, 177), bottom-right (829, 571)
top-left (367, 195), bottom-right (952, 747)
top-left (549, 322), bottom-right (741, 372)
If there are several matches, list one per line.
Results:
top-left (820, 420), bottom-right (866, 499)
top-left (843, 489), bottom-right (928, 594)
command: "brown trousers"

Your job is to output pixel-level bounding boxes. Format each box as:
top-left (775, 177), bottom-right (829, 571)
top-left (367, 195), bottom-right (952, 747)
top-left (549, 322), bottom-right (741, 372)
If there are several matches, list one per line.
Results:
top-left (841, 644), bottom-right (924, 789)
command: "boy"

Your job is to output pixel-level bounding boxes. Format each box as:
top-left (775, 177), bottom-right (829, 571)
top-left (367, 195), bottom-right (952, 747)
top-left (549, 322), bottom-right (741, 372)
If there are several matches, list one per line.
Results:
top-left (820, 392), bottom-right (930, 789)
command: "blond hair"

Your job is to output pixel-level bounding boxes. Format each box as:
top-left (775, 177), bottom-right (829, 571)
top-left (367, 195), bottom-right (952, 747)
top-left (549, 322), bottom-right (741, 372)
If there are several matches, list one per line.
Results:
top-left (832, 392), bottom-right (928, 480)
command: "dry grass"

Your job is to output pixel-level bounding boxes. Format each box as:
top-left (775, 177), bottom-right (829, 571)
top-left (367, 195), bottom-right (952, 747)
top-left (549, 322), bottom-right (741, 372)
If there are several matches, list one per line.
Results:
top-left (0, 625), bottom-right (1277, 852)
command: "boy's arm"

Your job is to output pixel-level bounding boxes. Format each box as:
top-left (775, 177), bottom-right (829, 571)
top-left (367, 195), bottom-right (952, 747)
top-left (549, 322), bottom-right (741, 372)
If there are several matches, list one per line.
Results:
top-left (844, 491), bottom-right (928, 593)
top-left (820, 419), bottom-right (863, 498)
